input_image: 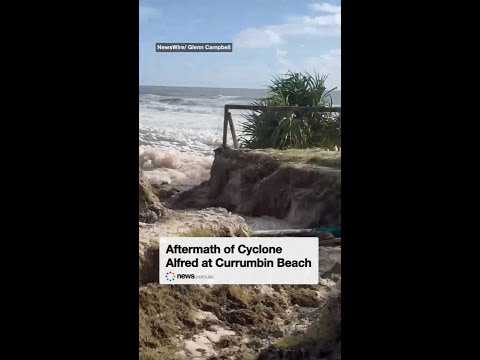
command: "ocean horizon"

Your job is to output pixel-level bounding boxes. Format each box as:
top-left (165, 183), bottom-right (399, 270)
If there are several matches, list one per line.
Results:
top-left (139, 85), bottom-right (341, 105)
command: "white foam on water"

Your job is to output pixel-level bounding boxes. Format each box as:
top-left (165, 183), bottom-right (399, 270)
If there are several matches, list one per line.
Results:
top-left (242, 215), bottom-right (299, 231)
top-left (139, 90), bottom-right (252, 186)
top-left (139, 146), bottom-right (214, 187)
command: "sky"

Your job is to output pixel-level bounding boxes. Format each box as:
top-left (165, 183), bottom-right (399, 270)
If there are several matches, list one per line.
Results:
top-left (140, 0), bottom-right (341, 90)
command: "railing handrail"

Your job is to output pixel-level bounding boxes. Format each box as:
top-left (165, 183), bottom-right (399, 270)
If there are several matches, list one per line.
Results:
top-left (223, 104), bottom-right (341, 149)
top-left (225, 104), bottom-right (341, 112)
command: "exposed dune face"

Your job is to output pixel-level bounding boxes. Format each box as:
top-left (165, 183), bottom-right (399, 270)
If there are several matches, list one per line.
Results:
top-left (170, 148), bottom-right (341, 228)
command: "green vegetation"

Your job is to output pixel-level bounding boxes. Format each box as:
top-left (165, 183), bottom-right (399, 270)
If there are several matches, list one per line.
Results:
top-left (260, 148), bottom-right (341, 168)
top-left (239, 71), bottom-right (341, 150)
top-left (274, 334), bottom-right (304, 349)
top-left (226, 285), bottom-right (253, 307)
top-left (139, 286), bottom-right (214, 360)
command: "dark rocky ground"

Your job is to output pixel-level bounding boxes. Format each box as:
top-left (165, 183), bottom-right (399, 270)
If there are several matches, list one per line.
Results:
top-left (139, 148), bottom-right (341, 359)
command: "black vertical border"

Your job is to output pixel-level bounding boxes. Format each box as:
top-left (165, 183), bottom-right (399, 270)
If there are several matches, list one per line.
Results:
top-left (341, 0), bottom-right (439, 358)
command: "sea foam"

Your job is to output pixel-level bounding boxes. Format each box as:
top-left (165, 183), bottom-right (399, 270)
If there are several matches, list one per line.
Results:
top-left (139, 146), bottom-right (214, 186)
top-left (139, 89), bottom-right (251, 186)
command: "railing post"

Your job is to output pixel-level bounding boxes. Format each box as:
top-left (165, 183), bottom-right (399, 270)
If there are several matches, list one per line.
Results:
top-left (227, 112), bottom-right (238, 149)
top-left (221, 104), bottom-right (340, 150)
top-left (223, 106), bottom-right (229, 149)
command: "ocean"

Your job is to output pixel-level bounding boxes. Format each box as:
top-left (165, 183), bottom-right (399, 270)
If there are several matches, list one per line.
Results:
top-left (139, 85), bottom-right (341, 187)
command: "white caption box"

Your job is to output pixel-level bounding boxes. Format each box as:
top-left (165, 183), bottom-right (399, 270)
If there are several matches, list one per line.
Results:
top-left (159, 237), bottom-right (319, 285)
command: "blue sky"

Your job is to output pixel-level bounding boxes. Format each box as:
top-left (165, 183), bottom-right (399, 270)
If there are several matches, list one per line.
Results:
top-left (140, 0), bottom-right (341, 89)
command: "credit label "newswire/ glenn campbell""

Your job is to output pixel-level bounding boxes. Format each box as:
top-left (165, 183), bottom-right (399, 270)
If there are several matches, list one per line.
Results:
top-left (156, 43), bottom-right (233, 52)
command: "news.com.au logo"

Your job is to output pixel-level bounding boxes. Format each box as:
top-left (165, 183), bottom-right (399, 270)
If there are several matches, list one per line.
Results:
top-left (165, 272), bottom-right (197, 281)
top-left (165, 272), bottom-right (175, 282)
top-left (176, 274), bottom-right (195, 279)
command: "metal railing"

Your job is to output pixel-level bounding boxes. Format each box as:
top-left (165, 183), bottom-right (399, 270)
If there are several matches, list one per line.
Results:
top-left (223, 104), bottom-right (341, 149)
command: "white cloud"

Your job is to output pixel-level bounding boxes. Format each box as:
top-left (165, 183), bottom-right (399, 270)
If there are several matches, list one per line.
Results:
top-left (140, 6), bottom-right (162, 25)
top-left (300, 14), bottom-right (341, 27)
top-left (305, 49), bottom-right (341, 89)
top-left (234, 5), bottom-right (340, 48)
top-left (234, 28), bottom-right (283, 48)
top-left (308, 3), bottom-right (342, 14)
top-left (276, 49), bottom-right (293, 70)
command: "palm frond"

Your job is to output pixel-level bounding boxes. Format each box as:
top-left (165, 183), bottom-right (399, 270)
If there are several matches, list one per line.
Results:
top-left (239, 70), bottom-right (340, 149)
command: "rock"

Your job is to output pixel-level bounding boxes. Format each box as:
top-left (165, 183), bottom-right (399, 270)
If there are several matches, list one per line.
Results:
top-left (290, 288), bottom-right (322, 307)
top-left (318, 247), bottom-right (341, 278)
top-left (225, 309), bottom-right (255, 326)
top-left (184, 337), bottom-right (216, 358)
top-left (183, 326), bottom-right (236, 359)
top-left (203, 327), bottom-right (235, 343)
top-left (144, 210), bottom-right (158, 223)
top-left (151, 183), bottom-right (181, 201)
top-left (139, 242), bottom-right (159, 284)
top-left (194, 310), bottom-right (220, 325)
top-left (257, 281), bottom-right (341, 360)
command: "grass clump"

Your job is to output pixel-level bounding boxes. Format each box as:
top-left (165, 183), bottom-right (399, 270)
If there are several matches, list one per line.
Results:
top-left (274, 335), bottom-right (304, 349)
top-left (226, 285), bottom-right (253, 306)
top-left (261, 148), bottom-right (341, 168)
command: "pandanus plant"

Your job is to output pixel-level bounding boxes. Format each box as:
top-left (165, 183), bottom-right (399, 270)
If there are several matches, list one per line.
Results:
top-left (239, 71), bottom-right (340, 150)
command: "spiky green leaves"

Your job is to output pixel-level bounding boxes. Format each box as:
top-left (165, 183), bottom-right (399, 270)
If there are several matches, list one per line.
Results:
top-left (239, 71), bottom-right (340, 150)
